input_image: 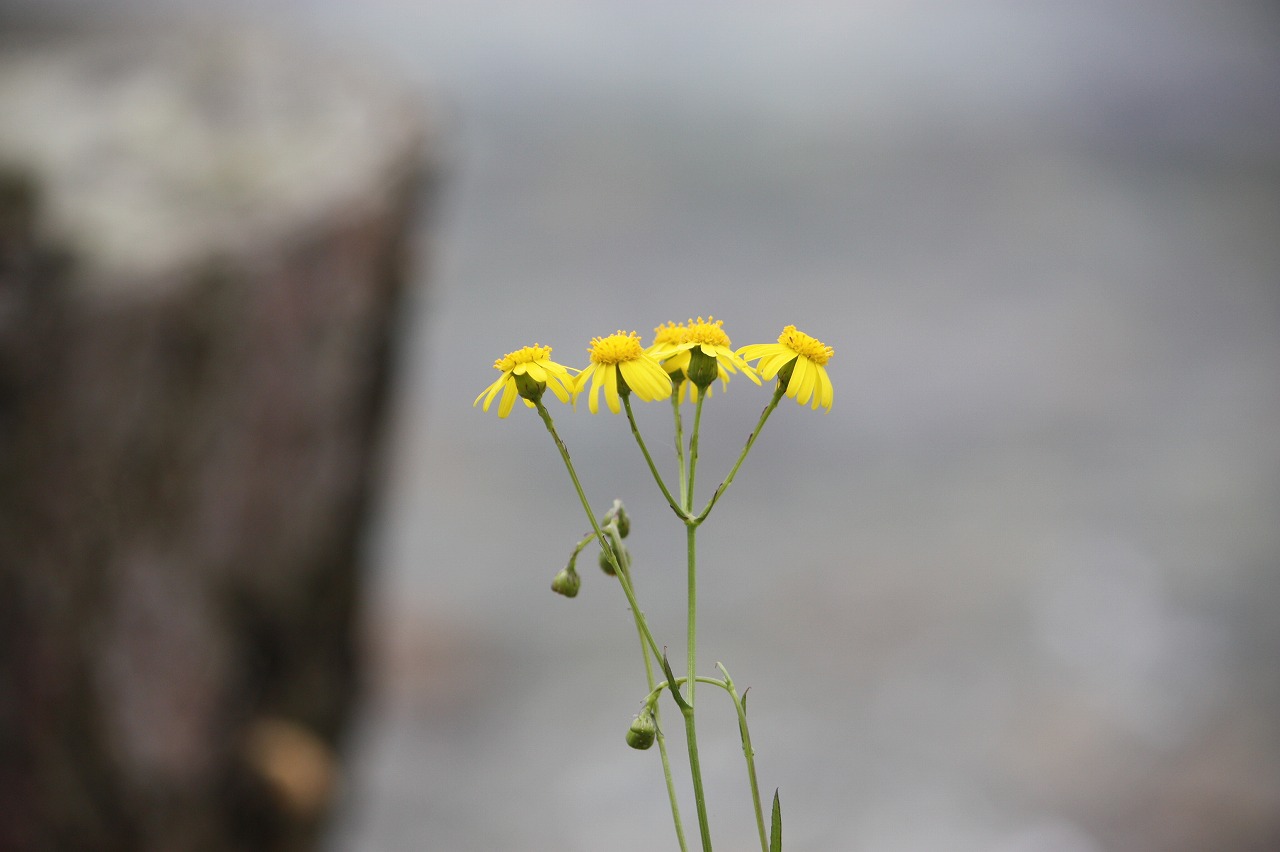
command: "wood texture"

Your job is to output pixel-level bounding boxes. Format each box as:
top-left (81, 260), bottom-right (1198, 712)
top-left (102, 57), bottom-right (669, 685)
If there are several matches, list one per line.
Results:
top-left (0, 25), bottom-right (431, 851)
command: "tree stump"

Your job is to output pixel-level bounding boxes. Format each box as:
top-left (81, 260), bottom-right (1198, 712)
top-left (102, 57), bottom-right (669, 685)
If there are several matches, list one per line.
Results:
top-left (0, 24), bottom-right (432, 851)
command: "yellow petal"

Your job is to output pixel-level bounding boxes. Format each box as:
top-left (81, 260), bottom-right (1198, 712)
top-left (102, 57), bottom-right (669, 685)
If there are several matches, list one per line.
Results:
top-left (604, 364), bottom-right (621, 413)
top-left (760, 352), bottom-right (794, 380)
top-left (815, 364), bottom-right (834, 411)
top-left (546, 374), bottom-right (571, 403)
top-left (736, 343), bottom-right (781, 361)
top-left (587, 365), bottom-right (604, 414)
top-left (475, 374), bottom-right (506, 409)
top-left (497, 381), bottom-right (518, 418)
top-left (788, 355), bottom-right (808, 401)
top-left (545, 361), bottom-right (574, 384)
top-left (620, 358), bottom-right (672, 402)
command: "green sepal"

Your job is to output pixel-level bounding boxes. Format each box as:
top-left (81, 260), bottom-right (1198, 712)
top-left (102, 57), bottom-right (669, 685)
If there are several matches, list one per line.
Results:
top-left (775, 357), bottom-right (797, 393)
top-left (513, 370), bottom-right (545, 402)
top-left (685, 346), bottom-right (718, 389)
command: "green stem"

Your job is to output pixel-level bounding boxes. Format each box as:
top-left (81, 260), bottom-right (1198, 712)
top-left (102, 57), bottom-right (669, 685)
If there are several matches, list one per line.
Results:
top-left (686, 392), bottom-right (706, 511)
top-left (684, 701), bottom-right (712, 851)
top-left (568, 531), bottom-right (595, 563)
top-left (623, 394), bottom-right (687, 520)
top-left (672, 391), bottom-right (686, 503)
top-left (684, 390), bottom-right (712, 851)
top-left (536, 401), bottom-right (687, 847)
top-left (610, 525), bottom-right (687, 852)
top-left (717, 663), bottom-right (768, 852)
top-left (695, 385), bottom-right (784, 523)
top-left (643, 669), bottom-right (767, 852)
top-left (643, 675), bottom-right (732, 706)
top-left (534, 401), bottom-right (663, 664)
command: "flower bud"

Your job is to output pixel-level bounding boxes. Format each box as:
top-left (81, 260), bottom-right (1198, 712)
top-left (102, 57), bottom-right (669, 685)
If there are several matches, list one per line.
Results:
top-left (513, 370), bottom-right (545, 403)
top-left (625, 712), bottom-right (657, 750)
top-left (685, 347), bottom-right (719, 390)
top-left (603, 502), bottom-right (630, 539)
top-left (597, 546), bottom-right (617, 576)
top-left (551, 566), bottom-right (580, 598)
top-left (598, 540), bottom-right (629, 576)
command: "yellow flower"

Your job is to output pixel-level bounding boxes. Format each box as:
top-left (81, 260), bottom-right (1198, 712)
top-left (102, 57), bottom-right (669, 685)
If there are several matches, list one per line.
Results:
top-left (474, 344), bottom-right (575, 418)
top-left (737, 325), bottom-right (834, 411)
top-left (647, 320), bottom-right (689, 370)
top-left (575, 331), bottom-right (673, 414)
top-left (646, 316), bottom-right (760, 402)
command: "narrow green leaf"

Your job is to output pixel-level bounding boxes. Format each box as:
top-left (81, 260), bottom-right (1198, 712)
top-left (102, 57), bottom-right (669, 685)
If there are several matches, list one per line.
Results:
top-left (769, 788), bottom-right (782, 852)
top-left (659, 651), bottom-right (690, 712)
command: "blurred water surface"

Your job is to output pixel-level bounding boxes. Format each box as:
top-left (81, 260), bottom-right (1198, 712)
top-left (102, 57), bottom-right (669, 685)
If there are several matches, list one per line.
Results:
top-left (322, 3), bottom-right (1280, 851)
top-left (332, 5), bottom-right (1279, 850)
top-left (22, 2), bottom-right (1280, 849)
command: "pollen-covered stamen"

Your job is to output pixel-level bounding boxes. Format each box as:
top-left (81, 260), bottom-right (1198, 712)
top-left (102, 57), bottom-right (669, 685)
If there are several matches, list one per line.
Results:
top-left (683, 316), bottom-right (732, 348)
top-left (494, 344), bottom-right (553, 372)
top-left (651, 321), bottom-right (686, 347)
top-left (588, 331), bottom-right (645, 365)
top-left (778, 325), bottom-right (833, 365)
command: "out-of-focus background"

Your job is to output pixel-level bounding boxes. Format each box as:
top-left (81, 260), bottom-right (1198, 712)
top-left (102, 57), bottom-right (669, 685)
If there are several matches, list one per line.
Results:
top-left (4, 2), bottom-right (1279, 851)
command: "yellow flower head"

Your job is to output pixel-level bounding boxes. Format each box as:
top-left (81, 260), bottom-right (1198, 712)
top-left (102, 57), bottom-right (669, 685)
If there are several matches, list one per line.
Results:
top-left (474, 344), bottom-right (575, 418)
top-left (645, 316), bottom-right (760, 402)
top-left (648, 321), bottom-right (688, 370)
top-left (737, 325), bottom-right (834, 411)
top-left (575, 331), bottom-right (673, 414)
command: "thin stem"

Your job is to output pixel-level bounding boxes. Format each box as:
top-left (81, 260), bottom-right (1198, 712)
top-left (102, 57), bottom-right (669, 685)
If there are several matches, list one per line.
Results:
top-left (695, 385), bottom-right (784, 524)
top-left (686, 391), bottom-right (706, 511)
top-left (672, 391), bottom-right (686, 502)
top-left (611, 525), bottom-right (687, 852)
top-left (568, 531), bottom-right (595, 563)
top-left (623, 394), bottom-right (687, 520)
top-left (533, 401), bottom-right (663, 664)
top-left (717, 663), bottom-right (768, 852)
top-left (642, 675), bottom-right (731, 707)
top-left (535, 401), bottom-right (686, 847)
top-left (684, 702), bottom-right (712, 851)
top-left (685, 389), bottom-right (712, 850)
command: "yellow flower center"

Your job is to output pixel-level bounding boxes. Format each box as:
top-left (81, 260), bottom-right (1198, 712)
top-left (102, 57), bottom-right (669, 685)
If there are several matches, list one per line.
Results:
top-left (778, 325), bottom-right (833, 365)
top-left (494, 344), bottom-right (551, 372)
top-left (588, 331), bottom-right (645, 365)
top-left (683, 316), bottom-right (731, 348)
top-left (651, 321), bottom-right (686, 346)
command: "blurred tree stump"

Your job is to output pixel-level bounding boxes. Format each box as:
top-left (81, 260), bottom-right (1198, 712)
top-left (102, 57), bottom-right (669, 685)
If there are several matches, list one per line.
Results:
top-left (0, 24), bottom-right (432, 852)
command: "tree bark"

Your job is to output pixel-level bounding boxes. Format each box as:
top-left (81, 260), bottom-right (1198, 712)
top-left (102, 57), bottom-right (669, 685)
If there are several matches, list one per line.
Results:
top-left (0, 23), bottom-right (432, 851)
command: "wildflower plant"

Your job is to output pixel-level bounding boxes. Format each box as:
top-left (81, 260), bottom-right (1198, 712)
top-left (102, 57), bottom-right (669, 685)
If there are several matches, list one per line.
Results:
top-left (474, 319), bottom-right (834, 852)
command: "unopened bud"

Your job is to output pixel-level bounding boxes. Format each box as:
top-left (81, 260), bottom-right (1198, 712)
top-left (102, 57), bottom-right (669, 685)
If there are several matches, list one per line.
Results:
top-left (551, 566), bottom-right (580, 598)
top-left (603, 502), bottom-right (631, 539)
top-left (625, 712), bottom-right (657, 750)
top-left (597, 546), bottom-right (616, 575)
top-left (597, 541), bottom-right (628, 576)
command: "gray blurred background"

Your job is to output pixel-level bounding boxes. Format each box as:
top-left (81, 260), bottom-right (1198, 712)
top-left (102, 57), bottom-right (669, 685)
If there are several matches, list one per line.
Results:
top-left (10, 2), bottom-right (1280, 850)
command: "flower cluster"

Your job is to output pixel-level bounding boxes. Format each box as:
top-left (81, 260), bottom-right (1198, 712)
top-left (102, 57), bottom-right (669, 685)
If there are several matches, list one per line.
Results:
top-left (475, 317), bottom-right (834, 851)
top-left (475, 320), bottom-right (834, 417)
top-left (647, 316), bottom-right (760, 402)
